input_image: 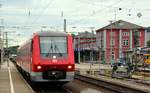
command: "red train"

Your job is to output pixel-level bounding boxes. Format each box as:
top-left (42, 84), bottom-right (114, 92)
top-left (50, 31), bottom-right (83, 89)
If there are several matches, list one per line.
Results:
top-left (16, 31), bottom-right (75, 83)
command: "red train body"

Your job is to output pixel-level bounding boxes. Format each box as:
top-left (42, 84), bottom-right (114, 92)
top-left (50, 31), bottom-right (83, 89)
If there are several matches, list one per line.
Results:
top-left (16, 31), bottom-right (75, 82)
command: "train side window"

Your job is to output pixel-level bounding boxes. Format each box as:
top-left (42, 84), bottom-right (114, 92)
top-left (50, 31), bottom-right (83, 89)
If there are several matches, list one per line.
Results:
top-left (31, 40), bottom-right (33, 53)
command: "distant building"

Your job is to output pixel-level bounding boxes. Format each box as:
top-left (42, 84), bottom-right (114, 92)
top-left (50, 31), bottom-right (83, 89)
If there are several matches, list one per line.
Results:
top-left (96, 20), bottom-right (146, 64)
top-left (73, 31), bottom-right (98, 63)
top-left (146, 27), bottom-right (150, 44)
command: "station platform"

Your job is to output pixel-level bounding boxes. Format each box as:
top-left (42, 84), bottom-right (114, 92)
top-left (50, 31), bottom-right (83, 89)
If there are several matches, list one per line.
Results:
top-left (75, 63), bottom-right (150, 93)
top-left (0, 60), bottom-right (34, 93)
top-left (75, 63), bottom-right (111, 75)
top-left (75, 63), bottom-right (150, 79)
top-left (75, 63), bottom-right (111, 70)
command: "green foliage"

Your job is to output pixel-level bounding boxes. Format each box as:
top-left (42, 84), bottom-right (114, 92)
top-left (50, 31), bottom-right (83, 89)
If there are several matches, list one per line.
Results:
top-left (133, 30), bottom-right (139, 47)
top-left (8, 45), bottom-right (19, 55)
top-left (71, 33), bottom-right (76, 38)
top-left (101, 49), bottom-right (105, 64)
top-left (4, 45), bottom-right (19, 57)
top-left (132, 29), bottom-right (140, 71)
top-left (147, 40), bottom-right (150, 47)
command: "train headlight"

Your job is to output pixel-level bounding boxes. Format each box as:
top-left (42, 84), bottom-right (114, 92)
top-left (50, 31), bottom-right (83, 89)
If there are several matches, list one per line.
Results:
top-left (68, 65), bottom-right (72, 69)
top-left (37, 65), bottom-right (42, 70)
top-left (53, 55), bottom-right (56, 59)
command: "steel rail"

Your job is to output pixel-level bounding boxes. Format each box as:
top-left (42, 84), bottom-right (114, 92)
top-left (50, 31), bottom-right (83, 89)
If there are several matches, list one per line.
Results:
top-left (75, 74), bottom-right (150, 93)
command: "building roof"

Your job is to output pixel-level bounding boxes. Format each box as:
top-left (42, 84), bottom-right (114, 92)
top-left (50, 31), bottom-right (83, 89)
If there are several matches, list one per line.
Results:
top-left (36, 31), bottom-right (68, 36)
top-left (76, 31), bottom-right (96, 38)
top-left (96, 20), bottom-right (145, 31)
top-left (146, 27), bottom-right (150, 32)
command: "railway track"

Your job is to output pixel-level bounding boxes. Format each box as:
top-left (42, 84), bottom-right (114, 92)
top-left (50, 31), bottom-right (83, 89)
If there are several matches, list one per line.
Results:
top-left (13, 62), bottom-right (71, 93)
top-left (19, 70), bottom-right (114, 93)
top-left (17, 67), bottom-right (71, 93)
top-left (13, 60), bottom-right (150, 93)
top-left (19, 67), bottom-right (150, 93)
top-left (75, 73), bottom-right (150, 93)
top-left (14, 61), bottom-right (149, 93)
top-left (31, 83), bottom-right (70, 93)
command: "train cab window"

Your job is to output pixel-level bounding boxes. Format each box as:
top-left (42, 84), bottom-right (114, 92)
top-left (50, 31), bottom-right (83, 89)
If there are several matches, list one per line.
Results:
top-left (40, 36), bottom-right (67, 58)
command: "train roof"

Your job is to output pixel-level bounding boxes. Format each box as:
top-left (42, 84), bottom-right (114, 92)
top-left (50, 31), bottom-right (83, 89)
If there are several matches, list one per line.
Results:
top-left (35, 31), bottom-right (68, 36)
top-left (18, 31), bottom-right (69, 50)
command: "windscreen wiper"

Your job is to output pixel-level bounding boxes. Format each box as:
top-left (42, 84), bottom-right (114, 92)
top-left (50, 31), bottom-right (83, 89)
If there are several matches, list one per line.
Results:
top-left (46, 42), bottom-right (53, 57)
top-left (54, 44), bottom-right (62, 57)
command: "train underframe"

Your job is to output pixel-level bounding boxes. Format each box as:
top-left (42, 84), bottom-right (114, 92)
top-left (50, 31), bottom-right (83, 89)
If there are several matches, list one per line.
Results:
top-left (30, 71), bottom-right (74, 82)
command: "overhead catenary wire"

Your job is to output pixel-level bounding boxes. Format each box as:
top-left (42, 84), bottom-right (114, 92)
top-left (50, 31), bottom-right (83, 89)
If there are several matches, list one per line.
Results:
top-left (23, 0), bottom-right (43, 26)
top-left (5, 0), bottom-right (150, 32)
top-left (19, 0), bottom-right (150, 30)
top-left (70, 0), bottom-right (150, 27)
top-left (29, 0), bottom-right (55, 26)
top-left (68, 0), bottom-right (124, 26)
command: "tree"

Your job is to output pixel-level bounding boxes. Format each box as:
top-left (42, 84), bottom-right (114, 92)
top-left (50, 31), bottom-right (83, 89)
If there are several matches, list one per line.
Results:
top-left (8, 45), bottom-right (19, 55)
top-left (133, 30), bottom-right (139, 47)
top-left (147, 40), bottom-right (150, 47)
top-left (101, 49), bottom-right (105, 64)
top-left (133, 29), bottom-right (139, 71)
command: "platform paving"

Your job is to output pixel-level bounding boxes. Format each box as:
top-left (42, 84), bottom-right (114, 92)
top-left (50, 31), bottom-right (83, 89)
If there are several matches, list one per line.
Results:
top-left (0, 60), bottom-right (34, 93)
top-left (75, 63), bottom-right (111, 70)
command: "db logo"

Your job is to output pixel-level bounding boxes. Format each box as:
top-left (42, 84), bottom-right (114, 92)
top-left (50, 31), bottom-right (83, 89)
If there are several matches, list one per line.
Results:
top-left (52, 59), bottom-right (57, 63)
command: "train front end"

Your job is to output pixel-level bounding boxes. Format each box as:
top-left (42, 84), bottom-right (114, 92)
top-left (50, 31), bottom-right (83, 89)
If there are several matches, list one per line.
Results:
top-left (31, 32), bottom-right (75, 83)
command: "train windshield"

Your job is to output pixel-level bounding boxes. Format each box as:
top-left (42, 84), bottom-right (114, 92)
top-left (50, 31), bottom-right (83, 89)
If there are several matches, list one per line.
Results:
top-left (40, 36), bottom-right (67, 58)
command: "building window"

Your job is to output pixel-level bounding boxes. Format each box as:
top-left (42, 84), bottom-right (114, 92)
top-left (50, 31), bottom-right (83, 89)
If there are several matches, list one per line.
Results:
top-left (110, 32), bottom-right (115, 37)
top-left (111, 39), bottom-right (115, 46)
top-left (138, 32), bottom-right (141, 37)
top-left (122, 32), bottom-right (129, 36)
top-left (123, 40), bottom-right (129, 46)
top-left (111, 51), bottom-right (115, 60)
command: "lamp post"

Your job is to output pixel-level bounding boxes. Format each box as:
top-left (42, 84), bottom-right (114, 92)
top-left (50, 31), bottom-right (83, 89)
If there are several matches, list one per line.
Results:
top-left (109, 20), bottom-right (114, 65)
top-left (71, 27), bottom-right (81, 63)
top-left (90, 27), bottom-right (94, 62)
top-left (78, 34), bottom-right (80, 63)
top-left (3, 31), bottom-right (15, 67)
top-left (64, 19), bottom-right (66, 32)
top-left (61, 11), bottom-right (67, 32)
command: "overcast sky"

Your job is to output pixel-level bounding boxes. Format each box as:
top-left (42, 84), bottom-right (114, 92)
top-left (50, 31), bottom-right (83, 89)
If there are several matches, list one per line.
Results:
top-left (1, 0), bottom-right (150, 46)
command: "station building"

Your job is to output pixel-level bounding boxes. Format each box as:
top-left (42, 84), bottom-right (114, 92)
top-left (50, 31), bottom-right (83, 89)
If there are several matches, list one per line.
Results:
top-left (96, 20), bottom-right (146, 64)
top-left (73, 31), bottom-right (98, 63)
top-left (146, 27), bottom-right (150, 44)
